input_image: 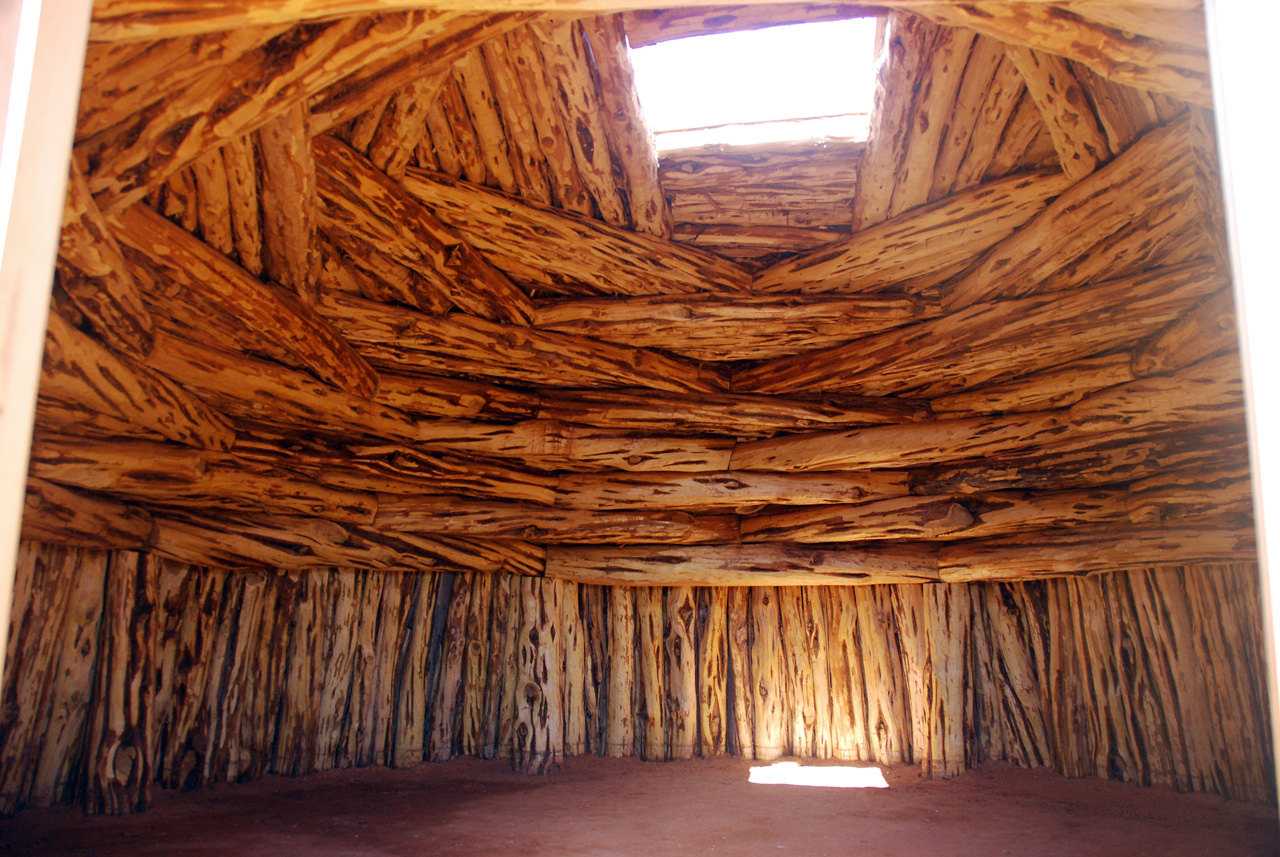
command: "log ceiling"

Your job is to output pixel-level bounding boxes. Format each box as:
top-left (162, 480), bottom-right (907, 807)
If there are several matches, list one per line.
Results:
top-left (27, 0), bottom-right (1250, 588)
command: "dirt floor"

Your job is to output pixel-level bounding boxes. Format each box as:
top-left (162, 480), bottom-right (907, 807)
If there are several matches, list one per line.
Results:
top-left (0, 756), bottom-right (1277, 856)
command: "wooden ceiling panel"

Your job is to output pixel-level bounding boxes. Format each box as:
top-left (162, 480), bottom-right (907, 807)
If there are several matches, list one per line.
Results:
top-left (27, 1), bottom-right (1249, 582)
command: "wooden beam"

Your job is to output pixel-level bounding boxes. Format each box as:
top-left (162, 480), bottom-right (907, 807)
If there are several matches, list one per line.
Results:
top-left (930, 352), bottom-right (1136, 416)
top-left (533, 19), bottom-right (630, 228)
top-left (113, 204), bottom-right (379, 398)
top-left (736, 261), bottom-right (1222, 396)
top-left (753, 170), bottom-right (1073, 295)
top-left (554, 470), bottom-right (911, 511)
top-left (55, 162), bottom-right (154, 358)
top-left (1126, 465), bottom-right (1254, 527)
top-left (853, 13), bottom-right (977, 230)
top-left (374, 495), bottom-right (739, 543)
top-left (80, 11), bottom-right (494, 212)
top-left (148, 510), bottom-right (544, 575)
top-left (910, 2), bottom-right (1212, 106)
top-left (256, 103), bottom-right (320, 304)
top-left (145, 332), bottom-right (417, 442)
top-left (943, 116), bottom-right (1197, 310)
top-left (307, 14), bottom-right (530, 135)
top-left (415, 419), bottom-right (736, 473)
top-left (366, 69), bottom-right (449, 180)
top-left (536, 388), bottom-right (931, 438)
top-left (533, 293), bottom-right (936, 361)
top-left (88, 2), bottom-right (1205, 43)
top-left (740, 488), bottom-right (1132, 542)
top-left (479, 38), bottom-right (554, 205)
top-left (39, 312), bottom-right (235, 451)
top-left (21, 478), bottom-right (154, 549)
top-left (937, 524), bottom-right (1256, 582)
top-left (374, 372), bottom-right (540, 421)
top-left (1133, 287), bottom-right (1238, 378)
top-left (623, 4), bottom-right (876, 47)
top-left (581, 13), bottom-right (672, 237)
top-left (27, 434), bottom-right (208, 493)
top-left (1004, 46), bottom-right (1109, 180)
top-left (314, 134), bottom-right (534, 324)
top-left (318, 290), bottom-right (728, 394)
top-left (451, 47), bottom-right (520, 194)
top-left (221, 134), bottom-right (265, 276)
top-left (546, 544), bottom-right (940, 586)
top-left (731, 354), bottom-right (1243, 472)
top-left (398, 166), bottom-right (749, 296)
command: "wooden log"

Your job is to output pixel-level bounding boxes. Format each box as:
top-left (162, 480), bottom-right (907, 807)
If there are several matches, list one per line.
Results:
top-left (826, 587), bottom-right (870, 760)
top-left (113, 204), bottom-right (378, 398)
top-left (533, 19), bottom-right (630, 228)
top-left (1133, 288), bottom-right (1239, 378)
top-left (375, 494), bottom-right (737, 544)
top-left (415, 419), bottom-right (734, 473)
top-left (742, 488), bottom-right (1132, 544)
top-left (256, 103), bottom-right (319, 303)
top-left (28, 435), bottom-right (207, 494)
top-left (929, 36), bottom-right (1023, 199)
top-left (754, 169), bottom-right (1073, 296)
top-left (732, 354), bottom-right (1244, 473)
top-left (945, 117), bottom-right (1196, 310)
top-left (664, 586), bottom-right (698, 759)
top-left (581, 14), bottom-right (672, 238)
top-left (146, 332), bottom-right (415, 442)
top-left (855, 586), bottom-right (908, 764)
top-left (750, 587), bottom-right (787, 760)
top-left (778, 588), bottom-right (817, 756)
top-left (435, 72), bottom-right (491, 186)
top-left (581, 586), bottom-right (608, 754)
top-left (910, 2), bottom-right (1211, 106)
top-left (939, 525), bottom-right (1258, 583)
top-left (85, 552), bottom-right (155, 815)
top-left (221, 134), bottom-right (265, 276)
top-left (624, 4), bottom-right (875, 47)
top-left (1070, 60), bottom-right (1164, 157)
top-left (0, 546), bottom-right (106, 813)
top-left (480, 573), bottom-right (514, 759)
top-left (697, 587), bottom-right (729, 756)
top-left (921, 583), bottom-right (971, 777)
top-left (315, 135), bottom-right (533, 324)
top-left (319, 290), bottom-right (727, 394)
top-left (636, 586), bottom-right (666, 760)
top-left (929, 352), bottom-right (1136, 417)
top-left (735, 261), bottom-right (1221, 397)
top-left (398, 167), bottom-right (748, 295)
top-left (853, 13), bottom-right (975, 230)
top-left (513, 577), bottom-right (563, 774)
top-left (374, 372), bottom-right (539, 422)
top-left (307, 14), bottom-right (531, 135)
top-left (367, 70), bottom-right (449, 180)
top-left (478, 39), bottom-right (552, 205)
top-left (56, 163), bottom-right (154, 358)
top-left (537, 388), bottom-right (931, 439)
top-left (430, 573), bottom-right (472, 761)
top-left (495, 574), bottom-right (524, 758)
top-left (726, 587), bottom-right (754, 758)
top-left (452, 49), bottom-right (519, 194)
top-left (39, 311), bottom-right (235, 451)
top-left (891, 586), bottom-right (929, 764)
top-left (533, 293), bottom-right (935, 361)
top-left (555, 470), bottom-right (910, 512)
top-left (501, 26), bottom-right (593, 215)
top-left (191, 149), bottom-right (234, 255)
top-left (22, 478), bottom-right (153, 549)
top-left (81, 11), bottom-right (496, 212)
top-left (1005, 46), bottom-right (1108, 180)
top-left (318, 226), bottom-right (453, 313)
top-left (605, 586), bottom-right (636, 757)
top-left (546, 544), bottom-right (941, 587)
top-left (1126, 465), bottom-right (1254, 527)
top-left (558, 580), bottom-right (587, 756)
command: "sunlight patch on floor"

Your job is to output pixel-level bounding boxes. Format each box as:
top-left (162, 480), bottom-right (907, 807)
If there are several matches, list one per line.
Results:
top-left (748, 761), bottom-right (889, 789)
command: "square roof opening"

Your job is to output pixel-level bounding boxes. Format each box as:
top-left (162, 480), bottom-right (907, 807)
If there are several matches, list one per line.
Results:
top-left (629, 18), bottom-right (879, 151)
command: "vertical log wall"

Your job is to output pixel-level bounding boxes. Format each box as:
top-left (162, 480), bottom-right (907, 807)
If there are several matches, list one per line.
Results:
top-left (0, 540), bottom-right (1271, 817)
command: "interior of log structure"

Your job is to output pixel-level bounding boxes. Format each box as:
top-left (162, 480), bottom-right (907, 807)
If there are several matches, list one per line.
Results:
top-left (3, 0), bottom-right (1275, 842)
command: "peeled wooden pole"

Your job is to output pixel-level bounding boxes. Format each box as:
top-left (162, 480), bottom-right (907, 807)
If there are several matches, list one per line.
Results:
top-left (750, 587), bottom-right (787, 760)
top-left (605, 586), bottom-right (636, 757)
top-left (726, 588), bottom-right (754, 758)
top-left (513, 577), bottom-right (562, 774)
top-left (665, 586), bottom-right (697, 760)
top-left (697, 587), bottom-right (729, 757)
top-left (636, 587), bottom-right (666, 761)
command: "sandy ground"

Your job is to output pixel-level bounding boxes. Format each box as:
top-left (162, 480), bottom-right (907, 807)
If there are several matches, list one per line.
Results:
top-left (0, 756), bottom-right (1276, 856)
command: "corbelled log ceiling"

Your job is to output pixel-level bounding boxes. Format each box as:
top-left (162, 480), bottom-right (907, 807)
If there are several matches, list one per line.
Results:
top-left (27, 0), bottom-right (1250, 588)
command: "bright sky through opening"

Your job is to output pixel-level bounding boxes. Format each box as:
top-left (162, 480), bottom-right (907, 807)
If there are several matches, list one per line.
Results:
top-left (629, 19), bottom-right (879, 150)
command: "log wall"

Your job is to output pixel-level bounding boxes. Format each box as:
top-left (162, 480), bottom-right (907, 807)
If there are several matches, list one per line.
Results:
top-left (0, 540), bottom-right (1270, 816)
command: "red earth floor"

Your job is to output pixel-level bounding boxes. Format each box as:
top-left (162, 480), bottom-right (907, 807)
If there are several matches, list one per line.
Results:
top-left (0, 756), bottom-right (1276, 856)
